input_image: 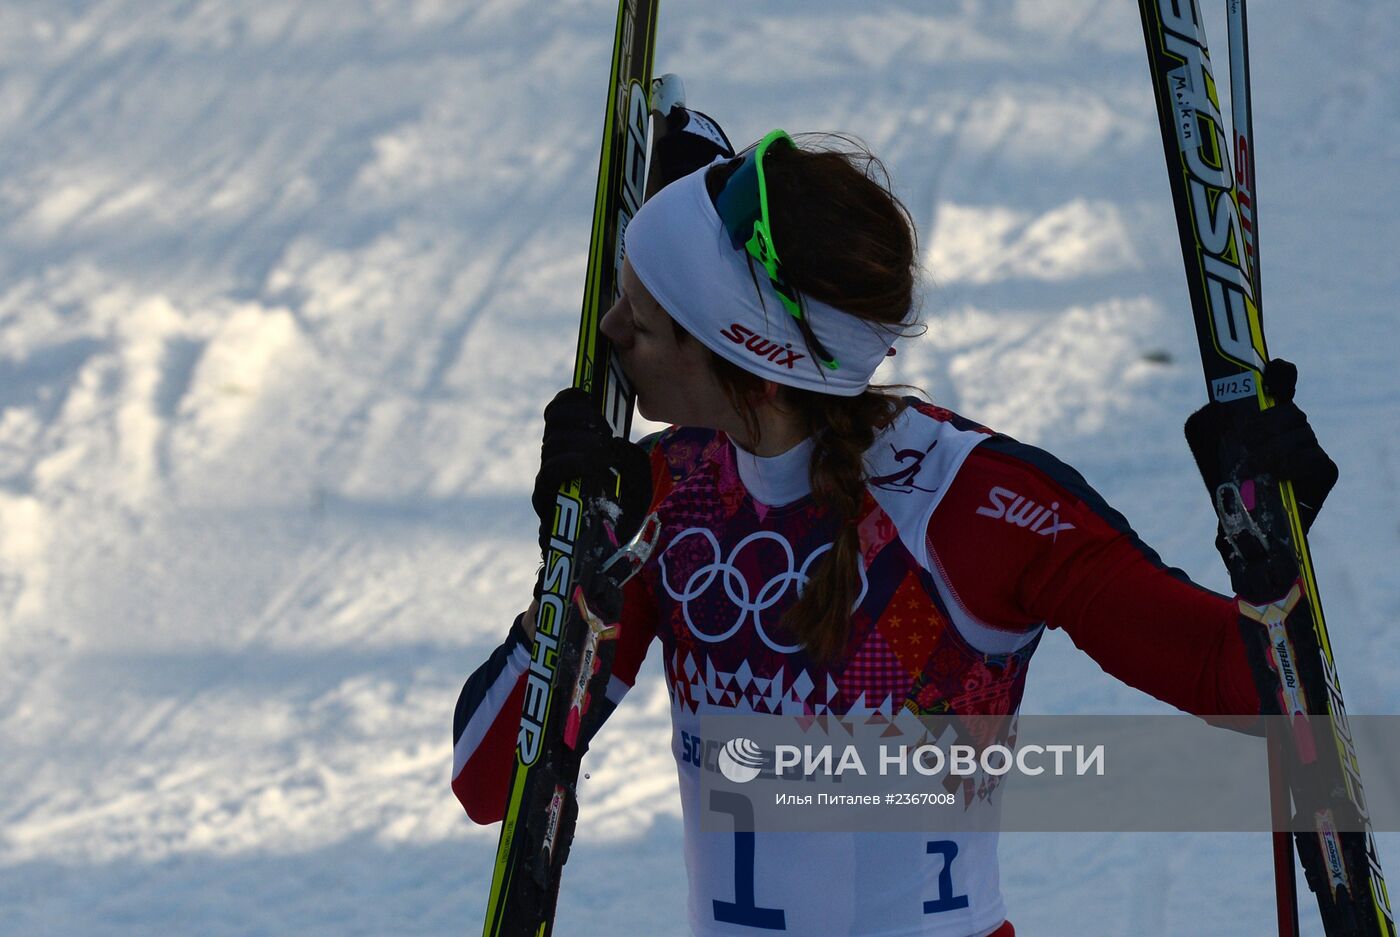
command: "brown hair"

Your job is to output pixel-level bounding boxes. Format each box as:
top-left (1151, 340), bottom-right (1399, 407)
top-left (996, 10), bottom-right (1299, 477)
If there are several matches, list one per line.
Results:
top-left (694, 135), bottom-right (923, 661)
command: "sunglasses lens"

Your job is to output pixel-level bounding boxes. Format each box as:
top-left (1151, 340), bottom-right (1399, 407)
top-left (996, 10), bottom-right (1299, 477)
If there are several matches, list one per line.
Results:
top-left (713, 153), bottom-right (762, 250)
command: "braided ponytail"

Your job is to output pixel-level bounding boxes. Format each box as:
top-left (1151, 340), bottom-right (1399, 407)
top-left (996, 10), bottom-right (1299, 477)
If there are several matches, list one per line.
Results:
top-left (791, 390), bottom-right (904, 658)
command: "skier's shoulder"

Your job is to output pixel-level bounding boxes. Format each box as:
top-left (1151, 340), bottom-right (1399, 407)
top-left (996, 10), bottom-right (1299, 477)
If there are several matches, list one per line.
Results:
top-left (954, 430), bottom-right (1101, 512)
top-left (873, 399), bottom-right (1109, 541)
top-left (938, 428), bottom-right (1139, 554)
top-left (899, 396), bottom-right (994, 437)
top-left (862, 397), bottom-right (992, 503)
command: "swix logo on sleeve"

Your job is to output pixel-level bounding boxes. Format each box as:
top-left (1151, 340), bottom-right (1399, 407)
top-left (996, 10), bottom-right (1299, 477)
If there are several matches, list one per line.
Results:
top-left (719, 323), bottom-right (805, 369)
top-left (976, 486), bottom-right (1075, 539)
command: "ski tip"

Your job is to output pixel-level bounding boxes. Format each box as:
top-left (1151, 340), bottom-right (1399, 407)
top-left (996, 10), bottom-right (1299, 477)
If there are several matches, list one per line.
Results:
top-left (651, 73), bottom-right (685, 116)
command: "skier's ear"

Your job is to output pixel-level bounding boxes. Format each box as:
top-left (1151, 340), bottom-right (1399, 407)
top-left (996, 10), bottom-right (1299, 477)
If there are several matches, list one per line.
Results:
top-left (726, 376), bottom-right (783, 418)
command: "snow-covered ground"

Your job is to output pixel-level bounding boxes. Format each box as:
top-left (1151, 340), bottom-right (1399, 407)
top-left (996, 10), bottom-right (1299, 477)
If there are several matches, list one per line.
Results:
top-left (1, 2), bottom-right (1396, 934)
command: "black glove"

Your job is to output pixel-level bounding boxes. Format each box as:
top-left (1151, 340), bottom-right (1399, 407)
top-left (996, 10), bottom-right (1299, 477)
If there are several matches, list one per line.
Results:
top-left (648, 102), bottom-right (735, 194)
top-left (1185, 359), bottom-right (1339, 595)
top-left (1185, 359), bottom-right (1338, 532)
top-left (531, 388), bottom-right (652, 556)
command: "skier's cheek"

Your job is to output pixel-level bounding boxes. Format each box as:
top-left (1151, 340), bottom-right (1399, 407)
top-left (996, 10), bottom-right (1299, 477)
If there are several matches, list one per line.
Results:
top-left (620, 354), bottom-right (659, 417)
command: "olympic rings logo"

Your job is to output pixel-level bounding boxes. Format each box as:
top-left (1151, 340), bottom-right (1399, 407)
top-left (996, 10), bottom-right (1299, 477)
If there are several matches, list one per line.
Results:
top-left (658, 527), bottom-right (868, 654)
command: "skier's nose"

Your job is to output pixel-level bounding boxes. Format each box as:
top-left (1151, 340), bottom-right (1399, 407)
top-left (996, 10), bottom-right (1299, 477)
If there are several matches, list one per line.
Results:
top-left (600, 297), bottom-right (632, 349)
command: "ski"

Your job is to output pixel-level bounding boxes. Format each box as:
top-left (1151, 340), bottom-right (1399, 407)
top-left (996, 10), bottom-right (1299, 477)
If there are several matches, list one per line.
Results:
top-left (480, 2), bottom-right (659, 934)
top-left (1136, 2), bottom-right (1395, 934)
top-left (1221, 9), bottom-right (1301, 932)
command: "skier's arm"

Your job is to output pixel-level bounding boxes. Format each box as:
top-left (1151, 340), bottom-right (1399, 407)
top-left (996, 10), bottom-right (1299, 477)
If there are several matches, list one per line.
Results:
top-left (451, 576), bottom-right (657, 824)
top-left (928, 436), bottom-right (1259, 718)
top-left (450, 393), bottom-right (660, 824)
top-left (451, 612), bottom-right (534, 824)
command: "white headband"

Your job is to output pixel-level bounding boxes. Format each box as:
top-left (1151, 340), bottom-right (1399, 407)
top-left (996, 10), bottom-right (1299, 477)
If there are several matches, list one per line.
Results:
top-left (624, 162), bottom-right (904, 396)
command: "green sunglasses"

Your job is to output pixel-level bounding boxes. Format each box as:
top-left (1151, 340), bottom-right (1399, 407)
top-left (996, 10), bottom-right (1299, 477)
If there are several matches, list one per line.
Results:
top-left (712, 129), bottom-right (839, 371)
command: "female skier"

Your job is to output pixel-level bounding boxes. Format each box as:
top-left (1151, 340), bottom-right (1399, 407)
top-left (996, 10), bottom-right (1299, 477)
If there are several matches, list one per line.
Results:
top-left (451, 110), bottom-right (1336, 937)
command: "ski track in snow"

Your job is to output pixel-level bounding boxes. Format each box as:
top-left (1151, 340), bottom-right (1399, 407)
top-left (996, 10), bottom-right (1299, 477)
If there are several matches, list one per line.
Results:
top-left (1, 2), bottom-right (1397, 935)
